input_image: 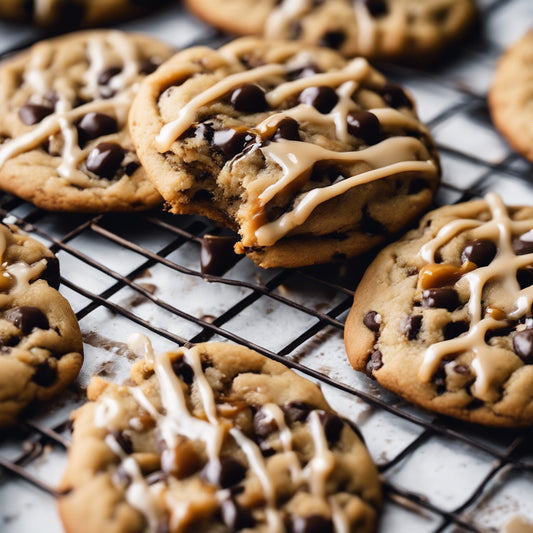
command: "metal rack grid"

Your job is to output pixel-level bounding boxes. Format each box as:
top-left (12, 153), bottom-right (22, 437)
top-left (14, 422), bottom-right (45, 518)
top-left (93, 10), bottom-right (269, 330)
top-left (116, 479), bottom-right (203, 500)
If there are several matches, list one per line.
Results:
top-left (1, 0), bottom-right (533, 531)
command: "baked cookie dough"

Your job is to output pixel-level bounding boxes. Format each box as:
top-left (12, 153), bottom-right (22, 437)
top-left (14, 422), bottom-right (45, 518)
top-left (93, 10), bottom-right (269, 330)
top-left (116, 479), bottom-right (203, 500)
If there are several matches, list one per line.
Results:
top-left (345, 193), bottom-right (533, 427)
top-left (0, 30), bottom-right (174, 212)
top-left (0, 0), bottom-right (168, 28)
top-left (185, 0), bottom-right (478, 64)
top-left (0, 222), bottom-right (83, 427)
top-left (129, 37), bottom-right (440, 268)
top-left (59, 337), bottom-right (381, 533)
top-left (489, 29), bottom-right (533, 164)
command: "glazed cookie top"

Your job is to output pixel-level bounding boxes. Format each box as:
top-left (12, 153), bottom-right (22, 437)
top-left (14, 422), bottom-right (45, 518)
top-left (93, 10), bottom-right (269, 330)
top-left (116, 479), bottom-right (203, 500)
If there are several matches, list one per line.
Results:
top-left (489, 30), bottom-right (533, 163)
top-left (59, 337), bottom-right (381, 533)
top-left (0, 30), bottom-right (174, 212)
top-left (345, 193), bottom-right (533, 426)
top-left (185, 0), bottom-right (478, 63)
top-left (0, 222), bottom-right (83, 427)
top-left (0, 0), bottom-right (169, 28)
top-left (130, 37), bottom-right (440, 267)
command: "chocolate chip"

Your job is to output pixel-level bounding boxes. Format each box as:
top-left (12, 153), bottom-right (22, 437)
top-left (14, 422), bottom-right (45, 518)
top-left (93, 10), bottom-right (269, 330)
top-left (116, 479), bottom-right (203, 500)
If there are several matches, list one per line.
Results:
top-left (230, 84), bottom-right (268, 113)
top-left (110, 430), bottom-right (133, 454)
top-left (363, 310), bottom-right (381, 333)
top-left (485, 323), bottom-right (515, 342)
top-left (125, 161), bottom-right (140, 176)
top-left (272, 117), bottom-right (300, 141)
top-left (282, 401), bottom-right (312, 423)
top-left (401, 315), bottom-right (422, 340)
top-left (443, 320), bottom-right (469, 340)
top-left (517, 269), bottom-right (533, 289)
top-left (253, 408), bottom-right (278, 438)
top-left (212, 129), bottom-right (255, 159)
top-left (18, 102), bottom-right (54, 125)
top-left (433, 362), bottom-right (447, 394)
top-left (52, 0), bottom-right (85, 27)
top-left (347, 110), bottom-right (381, 145)
top-left (172, 357), bottom-right (194, 384)
top-left (218, 456), bottom-right (246, 488)
top-left (289, 515), bottom-right (334, 533)
top-left (39, 256), bottom-right (60, 290)
top-left (139, 57), bottom-right (159, 75)
top-left (360, 209), bottom-right (386, 235)
top-left (513, 329), bottom-right (533, 364)
top-left (287, 63), bottom-right (322, 80)
top-left (366, 349), bottom-right (383, 375)
top-left (421, 288), bottom-right (460, 311)
top-left (299, 86), bottom-right (338, 114)
top-left (77, 112), bottom-right (118, 146)
top-left (513, 232), bottom-right (533, 255)
top-left (98, 66), bottom-right (122, 85)
top-left (32, 362), bottom-right (57, 387)
top-left (372, 82), bottom-right (413, 109)
top-left (320, 30), bottom-right (346, 49)
top-left (86, 142), bottom-right (125, 179)
top-left (201, 233), bottom-right (239, 276)
top-left (4, 306), bottom-right (49, 335)
top-left (362, 0), bottom-right (388, 17)
top-left (408, 178), bottom-right (429, 195)
top-left (461, 239), bottom-right (497, 267)
top-left (220, 498), bottom-right (255, 530)
top-left (315, 410), bottom-right (344, 444)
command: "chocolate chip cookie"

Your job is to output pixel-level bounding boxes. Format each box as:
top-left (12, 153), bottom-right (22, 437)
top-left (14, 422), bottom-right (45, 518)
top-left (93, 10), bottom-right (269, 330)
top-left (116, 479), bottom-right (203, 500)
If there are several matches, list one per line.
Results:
top-left (59, 337), bottom-right (381, 533)
top-left (0, 222), bottom-right (83, 427)
top-left (185, 0), bottom-right (478, 64)
top-left (129, 37), bottom-right (440, 268)
top-left (489, 29), bottom-right (533, 164)
top-left (0, 30), bottom-right (174, 212)
top-left (345, 193), bottom-right (533, 427)
top-left (0, 0), bottom-right (168, 28)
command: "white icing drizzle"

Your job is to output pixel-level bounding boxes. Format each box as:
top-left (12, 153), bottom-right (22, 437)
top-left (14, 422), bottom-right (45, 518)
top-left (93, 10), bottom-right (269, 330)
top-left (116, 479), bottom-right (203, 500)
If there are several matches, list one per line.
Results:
top-left (417, 193), bottom-right (533, 401)
top-left (6, 259), bottom-right (47, 294)
top-left (104, 433), bottom-right (164, 533)
top-left (256, 138), bottom-right (435, 246)
top-left (260, 403), bottom-right (303, 483)
top-left (230, 427), bottom-right (284, 533)
top-left (304, 410), bottom-right (335, 499)
top-left (155, 64), bottom-right (286, 151)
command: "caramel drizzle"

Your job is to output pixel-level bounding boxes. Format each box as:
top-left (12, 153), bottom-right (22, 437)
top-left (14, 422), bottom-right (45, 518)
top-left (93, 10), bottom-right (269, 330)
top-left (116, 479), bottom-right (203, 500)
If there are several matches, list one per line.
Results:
top-left (96, 334), bottom-right (348, 532)
top-left (155, 52), bottom-right (437, 246)
top-left (418, 193), bottom-right (533, 401)
top-left (0, 31), bottom-right (141, 184)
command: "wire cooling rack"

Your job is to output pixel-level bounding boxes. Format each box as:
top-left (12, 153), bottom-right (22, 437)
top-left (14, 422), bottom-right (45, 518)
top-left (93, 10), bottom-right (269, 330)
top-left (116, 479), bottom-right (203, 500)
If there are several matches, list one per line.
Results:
top-left (1, 0), bottom-right (533, 531)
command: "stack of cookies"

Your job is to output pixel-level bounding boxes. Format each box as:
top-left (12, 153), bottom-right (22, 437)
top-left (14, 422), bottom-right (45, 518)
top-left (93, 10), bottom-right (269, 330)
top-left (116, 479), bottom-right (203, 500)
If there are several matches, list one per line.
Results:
top-left (0, 0), bottom-right (532, 531)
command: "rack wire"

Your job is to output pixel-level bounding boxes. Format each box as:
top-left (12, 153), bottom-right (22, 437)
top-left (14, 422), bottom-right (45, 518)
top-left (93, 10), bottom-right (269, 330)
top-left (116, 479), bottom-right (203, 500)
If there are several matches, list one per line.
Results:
top-left (1, 0), bottom-right (533, 531)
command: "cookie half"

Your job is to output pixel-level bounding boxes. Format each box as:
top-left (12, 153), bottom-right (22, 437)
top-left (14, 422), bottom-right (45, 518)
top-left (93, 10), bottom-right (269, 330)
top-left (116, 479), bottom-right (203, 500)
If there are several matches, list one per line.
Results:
top-left (59, 338), bottom-right (381, 533)
top-left (345, 193), bottom-right (533, 427)
top-left (129, 37), bottom-right (440, 268)
top-left (489, 29), bottom-right (533, 164)
top-left (0, 0), bottom-right (169, 28)
top-left (0, 30), bottom-right (174, 212)
top-left (0, 223), bottom-right (83, 427)
top-left (185, 0), bottom-right (478, 64)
